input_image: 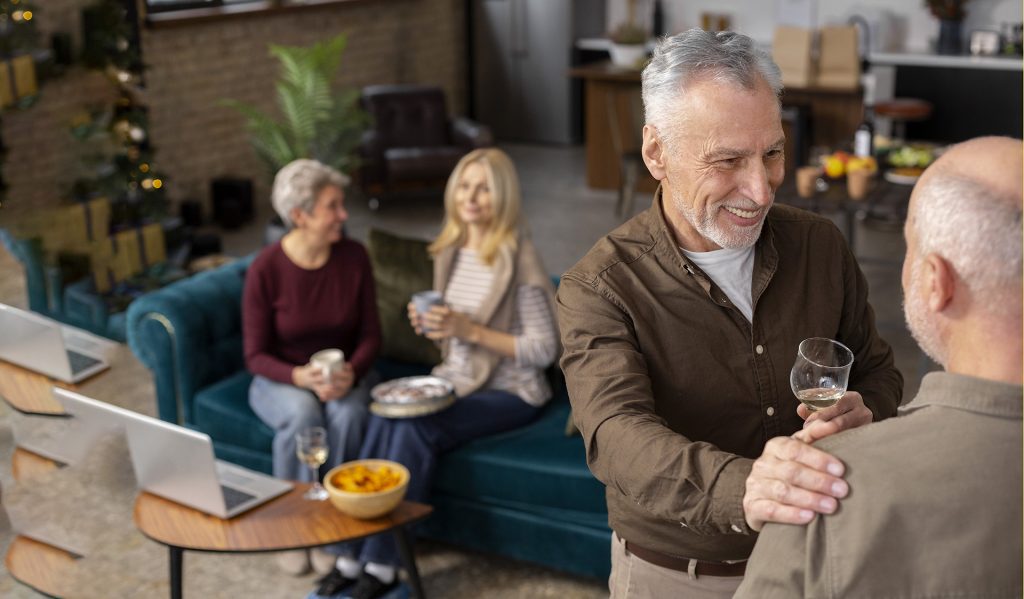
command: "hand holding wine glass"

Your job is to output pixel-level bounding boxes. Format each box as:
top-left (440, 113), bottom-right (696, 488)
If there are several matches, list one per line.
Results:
top-left (296, 426), bottom-right (329, 500)
top-left (790, 338), bottom-right (854, 413)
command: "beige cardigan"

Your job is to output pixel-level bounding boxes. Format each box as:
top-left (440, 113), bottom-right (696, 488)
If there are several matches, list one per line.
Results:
top-left (432, 236), bottom-right (558, 398)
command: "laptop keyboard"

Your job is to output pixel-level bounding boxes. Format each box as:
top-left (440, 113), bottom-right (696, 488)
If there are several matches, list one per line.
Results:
top-left (66, 349), bottom-right (101, 375)
top-left (220, 484), bottom-right (257, 511)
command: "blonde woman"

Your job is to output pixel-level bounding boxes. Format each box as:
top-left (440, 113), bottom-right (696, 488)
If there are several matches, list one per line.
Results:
top-left (311, 149), bottom-right (559, 599)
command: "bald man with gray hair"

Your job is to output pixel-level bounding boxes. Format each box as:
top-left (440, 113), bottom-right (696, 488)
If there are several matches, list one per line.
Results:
top-left (737, 136), bottom-right (1023, 598)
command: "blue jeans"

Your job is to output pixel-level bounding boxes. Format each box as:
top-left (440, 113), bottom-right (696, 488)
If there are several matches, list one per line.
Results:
top-left (248, 372), bottom-right (377, 482)
top-left (351, 389), bottom-right (541, 566)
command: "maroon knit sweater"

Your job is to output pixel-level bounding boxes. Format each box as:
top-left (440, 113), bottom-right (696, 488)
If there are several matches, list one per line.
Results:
top-left (242, 239), bottom-right (381, 385)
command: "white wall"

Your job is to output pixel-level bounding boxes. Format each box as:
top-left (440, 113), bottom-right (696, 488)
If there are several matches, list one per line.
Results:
top-left (657, 0), bottom-right (1021, 52)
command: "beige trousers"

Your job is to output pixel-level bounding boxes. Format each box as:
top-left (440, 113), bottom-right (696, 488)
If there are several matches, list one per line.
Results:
top-left (608, 533), bottom-right (744, 599)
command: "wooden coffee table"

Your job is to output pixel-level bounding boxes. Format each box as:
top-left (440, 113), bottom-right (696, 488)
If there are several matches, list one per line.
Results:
top-left (0, 359), bottom-right (69, 416)
top-left (134, 485), bottom-right (433, 599)
top-left (5, 534), bottom-right (80, 597)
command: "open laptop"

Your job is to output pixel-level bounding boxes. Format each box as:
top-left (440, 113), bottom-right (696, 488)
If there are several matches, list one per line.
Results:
top-left (123, 412), bottom-right (293, 519)
top-left (0, 303), bottom-right (109, 383)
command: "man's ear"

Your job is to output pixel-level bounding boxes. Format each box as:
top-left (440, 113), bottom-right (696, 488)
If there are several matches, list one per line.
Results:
top-left (641, 125), bottom-right (668, 181)
top-left (923, 253), bottom-right (955, 313)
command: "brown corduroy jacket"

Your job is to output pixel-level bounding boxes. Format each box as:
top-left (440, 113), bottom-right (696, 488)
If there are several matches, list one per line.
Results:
top-left (558, 191), bottom-right (903, 562)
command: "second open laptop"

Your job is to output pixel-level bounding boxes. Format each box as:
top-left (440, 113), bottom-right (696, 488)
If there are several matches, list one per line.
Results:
top-left (45, 389), bottom-right (292, 519)
top-left (0, 303), bottom-right (108, 383)
top-left (120, 401), bottom-right (293, 519)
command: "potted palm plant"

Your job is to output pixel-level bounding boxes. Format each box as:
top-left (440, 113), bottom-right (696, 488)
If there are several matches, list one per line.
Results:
top-left (222, 33), bottom-right (367, 180)
top-left (608, 0), bottom-right (650, 69)
top-left (222, 33), bottom-right (367, 240)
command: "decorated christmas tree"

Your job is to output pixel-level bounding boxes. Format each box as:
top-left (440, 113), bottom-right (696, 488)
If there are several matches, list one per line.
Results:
top-left (0, 0), bottom-right (40, 58)
top-left (0, 0), bottom-right (42, 205)
top-left (70, 0), bottom-right (167, 228)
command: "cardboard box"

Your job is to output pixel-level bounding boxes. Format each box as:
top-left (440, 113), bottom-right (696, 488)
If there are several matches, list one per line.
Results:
top-left (773, 26), bottom-right (815, 88)
top-left (817, 26), bottom-right (860, 90)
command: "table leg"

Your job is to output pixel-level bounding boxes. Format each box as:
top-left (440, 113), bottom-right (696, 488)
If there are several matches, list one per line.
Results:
top-left (394, 527), bottom-right (426, 599)
top-left (169, 546), bottom-right (183, 599)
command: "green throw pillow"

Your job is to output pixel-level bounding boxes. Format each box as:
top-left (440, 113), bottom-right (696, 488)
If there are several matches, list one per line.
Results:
top-left (367, 228), bottom-right (441, 366)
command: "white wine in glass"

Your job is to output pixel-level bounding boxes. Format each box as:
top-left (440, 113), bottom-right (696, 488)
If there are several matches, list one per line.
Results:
top-left (790, 338), bottom-right (854, 412)
top-left (296, 426), bottom-right (329, 500)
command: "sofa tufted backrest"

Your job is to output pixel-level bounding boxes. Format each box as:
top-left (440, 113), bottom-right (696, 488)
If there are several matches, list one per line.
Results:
top-left (127, 256), bottom-right (254, 425)
top-left (361, 84), bottom-right (451, 149)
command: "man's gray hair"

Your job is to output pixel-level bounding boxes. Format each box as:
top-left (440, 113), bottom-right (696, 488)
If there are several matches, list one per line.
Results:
top-left (641, 29), bottom-right (782, 137)
top-left (271, 159), bottom-right (349, 227)
top-left (912, 173), bottom-right (1023, 313)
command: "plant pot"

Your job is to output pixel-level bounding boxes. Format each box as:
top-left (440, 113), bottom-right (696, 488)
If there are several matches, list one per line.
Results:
top-left (609, 43), bottom-right (648, 69)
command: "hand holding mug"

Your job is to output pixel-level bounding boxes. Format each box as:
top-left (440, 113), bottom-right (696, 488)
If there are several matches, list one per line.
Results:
top-left (421, 305), bottom-right (476, 342)
top-left (411, 290), bottom-right (444, 335)
top-left (312, 362), bottom-right (355, 402)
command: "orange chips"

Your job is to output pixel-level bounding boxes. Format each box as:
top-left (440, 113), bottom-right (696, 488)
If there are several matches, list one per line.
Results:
top-left (331, 464), bottom-right (403, 493)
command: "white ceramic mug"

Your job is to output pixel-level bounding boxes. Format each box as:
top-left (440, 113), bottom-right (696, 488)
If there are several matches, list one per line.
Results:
top-left (309, 348), bottom-right (345, 381)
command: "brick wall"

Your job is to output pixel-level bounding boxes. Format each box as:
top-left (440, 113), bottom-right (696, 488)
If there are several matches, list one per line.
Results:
top-left (1, 0), bottom-right (465, 227)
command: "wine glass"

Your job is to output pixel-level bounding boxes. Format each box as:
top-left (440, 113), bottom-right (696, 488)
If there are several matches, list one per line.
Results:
top-left (296, 426), bottom-right (329, 500)
top-left (790, 338), bottom-right (854, 412)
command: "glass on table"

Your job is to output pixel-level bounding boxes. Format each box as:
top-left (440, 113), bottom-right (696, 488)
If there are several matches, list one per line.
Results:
top-left (790, 338), bottom-right (854, 412)
top-left (296, 426), bottom-right (329, 500)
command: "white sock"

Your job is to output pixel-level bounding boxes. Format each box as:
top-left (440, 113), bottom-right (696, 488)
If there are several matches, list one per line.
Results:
top-left (364, 562), bottom-right (396, 584)
top-left (335, 555), bottom-right (362, 578)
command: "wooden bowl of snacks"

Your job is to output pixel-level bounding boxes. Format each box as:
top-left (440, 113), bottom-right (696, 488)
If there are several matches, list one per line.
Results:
top-left (324, 459), bottom-right (410, 519)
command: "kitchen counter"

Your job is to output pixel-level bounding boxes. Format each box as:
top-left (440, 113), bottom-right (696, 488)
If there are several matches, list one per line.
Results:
top-left (869, 51), bottom-right (1022, 71)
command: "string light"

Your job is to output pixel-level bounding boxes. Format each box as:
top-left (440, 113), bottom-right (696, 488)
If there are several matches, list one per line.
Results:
top-left (21, 9), bottom-right (30, 20)
top-left (152, 179), bottom-right (163, 189)
top-left (139, 163), bottom-right (150, 173)
top-left (141, 178), bottom-right (153, 190)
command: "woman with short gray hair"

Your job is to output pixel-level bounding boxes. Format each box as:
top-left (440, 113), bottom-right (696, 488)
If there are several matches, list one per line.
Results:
top-left (243, 158), bottom-right (381, 577)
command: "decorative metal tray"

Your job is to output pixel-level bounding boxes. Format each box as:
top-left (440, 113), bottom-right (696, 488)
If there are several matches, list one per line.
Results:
top-left (370, 376), bottom-right (455, 418)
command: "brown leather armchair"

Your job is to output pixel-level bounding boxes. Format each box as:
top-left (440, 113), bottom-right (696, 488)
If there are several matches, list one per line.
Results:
top-left (358, 84), bottom-right (493, 200)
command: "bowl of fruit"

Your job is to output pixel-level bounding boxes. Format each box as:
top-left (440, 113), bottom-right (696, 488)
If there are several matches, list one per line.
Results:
top-left (881, 143), bottom-right (940, 184)
top-left (324, 459), bottom-right (410, 519)
top-left (820, 150), bottom-right (878, 179)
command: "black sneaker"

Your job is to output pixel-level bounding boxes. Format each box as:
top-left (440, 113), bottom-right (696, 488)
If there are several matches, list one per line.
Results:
top-left (344, 571), bottom-right (399, 599)
top-left (314, 567), bottom-right (356, 597)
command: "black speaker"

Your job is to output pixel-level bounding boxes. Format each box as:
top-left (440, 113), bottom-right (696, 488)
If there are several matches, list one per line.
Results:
top-left (179, 199), bottom-right (203, 227)
top-left (210, 177), bottom-right (253, 230)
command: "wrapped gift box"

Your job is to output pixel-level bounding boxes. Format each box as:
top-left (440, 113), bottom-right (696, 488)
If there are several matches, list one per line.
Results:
top-left (0, 55), bottom-right (38, 108)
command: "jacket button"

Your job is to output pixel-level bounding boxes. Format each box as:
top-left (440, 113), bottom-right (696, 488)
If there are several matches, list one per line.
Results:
top-left (755, 344), bottom-right (764, 355)
top-left (766, 406), bottom-right (775, 416)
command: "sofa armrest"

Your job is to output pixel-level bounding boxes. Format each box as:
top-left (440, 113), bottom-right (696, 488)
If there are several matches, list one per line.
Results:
top-left (450, 117), bottom-right (493, 150)
top-left (63, 278), bottom-right (109, 332)
top-left (126, 256), bottom-right (254, 426)
top-left (359, 129), bottom-right (386, 186)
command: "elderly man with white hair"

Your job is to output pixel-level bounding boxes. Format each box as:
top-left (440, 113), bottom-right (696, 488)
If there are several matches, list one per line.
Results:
top-left (558, 29), bottom-right (903, 597)
top-left (736, 136), bottom-right (1024, 597)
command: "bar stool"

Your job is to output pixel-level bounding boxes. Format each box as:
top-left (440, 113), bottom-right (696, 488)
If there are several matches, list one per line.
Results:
top-left (874, 98), bottom-right (933, 141)
top-left (605, 87), bottom-right (645, 218)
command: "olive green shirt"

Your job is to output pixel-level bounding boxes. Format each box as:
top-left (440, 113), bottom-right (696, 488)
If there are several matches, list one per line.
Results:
top-left (558, 193), bottom-right (902, 562)
top-left (736, 372), bottom-right (1023, 598)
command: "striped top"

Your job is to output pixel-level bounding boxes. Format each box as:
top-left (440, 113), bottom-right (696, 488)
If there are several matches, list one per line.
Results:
top-left (432, 248), bottom-right (558, 406)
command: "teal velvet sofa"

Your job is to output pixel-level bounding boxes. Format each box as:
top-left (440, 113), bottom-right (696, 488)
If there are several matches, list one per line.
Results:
top-left (0, 227), bottom-right (129, 341)
top-left (125, 255), bottom-right (611, 580)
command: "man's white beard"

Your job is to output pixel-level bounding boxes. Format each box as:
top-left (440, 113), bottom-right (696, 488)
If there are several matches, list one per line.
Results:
top-left (904, 259), bottom-right (948, 367)
top-left (671, 188), bottom-right (766, 250)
